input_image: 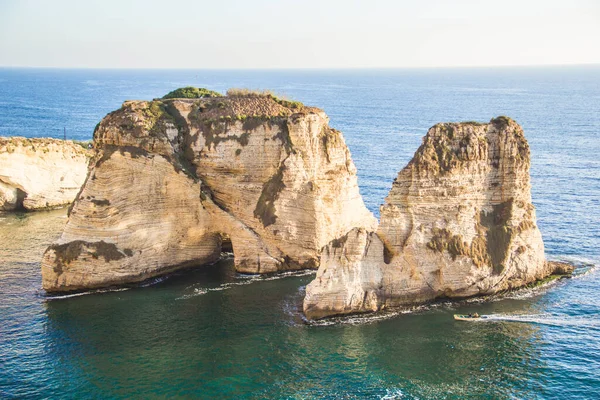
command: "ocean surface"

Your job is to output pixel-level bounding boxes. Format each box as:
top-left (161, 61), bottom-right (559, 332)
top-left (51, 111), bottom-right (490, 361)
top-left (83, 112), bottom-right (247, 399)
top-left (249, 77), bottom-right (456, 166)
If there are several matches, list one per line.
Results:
top-left (0, 67), bottom-right (599, 399)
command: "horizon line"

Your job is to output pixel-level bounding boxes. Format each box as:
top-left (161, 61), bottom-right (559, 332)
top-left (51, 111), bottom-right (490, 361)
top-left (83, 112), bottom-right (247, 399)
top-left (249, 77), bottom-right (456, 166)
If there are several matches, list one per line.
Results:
top-left (1, 62), bottom-right (599, 71)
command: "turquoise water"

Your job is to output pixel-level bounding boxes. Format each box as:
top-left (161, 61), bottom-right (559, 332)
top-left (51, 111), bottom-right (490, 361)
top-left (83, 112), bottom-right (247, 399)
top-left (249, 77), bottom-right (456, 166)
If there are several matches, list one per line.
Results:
top-left (1, 67), bottom-right (599, 398)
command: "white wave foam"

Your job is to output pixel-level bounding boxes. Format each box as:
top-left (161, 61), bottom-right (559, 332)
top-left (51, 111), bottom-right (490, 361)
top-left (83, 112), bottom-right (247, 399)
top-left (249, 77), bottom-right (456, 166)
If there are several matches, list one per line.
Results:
top-left (261, 270), bottom-right (316, 281)
top-left (380, 388), bottom-right (405, 399)
top-left (473, 313), bottom-right (600, 329)
top-left (464, 273), bottom-right (577, 304)
top-left (571, 265), bottom-right (598, 280)
top-left (551, 255), bottom-right (598, 267)
top-left (176, 269), bottom-right (316, 300)
top-left (305, 303), bottom-right (440, 327)
top-left (45, 287), bottom-right (130, 300)
top-left (138, 276), bottom-right (170, 287)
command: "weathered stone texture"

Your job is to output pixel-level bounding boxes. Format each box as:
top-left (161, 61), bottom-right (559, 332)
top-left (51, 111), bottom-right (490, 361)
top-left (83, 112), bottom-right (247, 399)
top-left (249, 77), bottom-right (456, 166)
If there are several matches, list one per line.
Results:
top-left (304, 118), bottom-right (558, 319)
top-left (41, 96), bottom-right (376, 292)
top-left (0, 137), bottom-right (90, 211)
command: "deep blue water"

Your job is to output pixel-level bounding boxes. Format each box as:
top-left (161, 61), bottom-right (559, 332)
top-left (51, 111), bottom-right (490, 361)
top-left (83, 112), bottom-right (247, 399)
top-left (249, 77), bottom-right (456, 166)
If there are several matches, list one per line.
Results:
top-left (1, 67), bottom-right (599, 399)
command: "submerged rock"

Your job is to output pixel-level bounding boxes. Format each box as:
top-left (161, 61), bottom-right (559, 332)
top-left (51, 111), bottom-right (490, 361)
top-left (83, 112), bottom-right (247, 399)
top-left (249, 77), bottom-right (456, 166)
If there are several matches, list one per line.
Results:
top-left (41, 91), bottom-right (376, 292)
top-left (0, 137), bottom-right (91, 211)
top-left (304, 117), bottom-right (560, 319)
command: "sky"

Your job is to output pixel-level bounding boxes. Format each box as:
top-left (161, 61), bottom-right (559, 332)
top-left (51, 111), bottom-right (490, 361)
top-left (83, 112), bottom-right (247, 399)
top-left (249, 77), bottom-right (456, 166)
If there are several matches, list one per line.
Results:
top-left (0, 0), bottom-right (599, 69)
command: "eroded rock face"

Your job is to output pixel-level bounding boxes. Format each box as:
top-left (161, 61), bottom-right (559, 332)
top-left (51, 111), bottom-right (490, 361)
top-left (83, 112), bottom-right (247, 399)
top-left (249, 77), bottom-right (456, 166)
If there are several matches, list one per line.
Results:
top-left (41, 96), bottom-right (376, 292)
top-left (0, 138), bottom-right (90, 211)
top-left (304, 118), bottom-right (557, 319)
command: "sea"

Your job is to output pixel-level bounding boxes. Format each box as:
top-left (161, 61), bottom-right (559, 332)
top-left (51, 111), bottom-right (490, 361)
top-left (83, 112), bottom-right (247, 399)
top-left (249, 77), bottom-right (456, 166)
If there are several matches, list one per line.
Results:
top-left (0, 67), bottom-right (599, 399)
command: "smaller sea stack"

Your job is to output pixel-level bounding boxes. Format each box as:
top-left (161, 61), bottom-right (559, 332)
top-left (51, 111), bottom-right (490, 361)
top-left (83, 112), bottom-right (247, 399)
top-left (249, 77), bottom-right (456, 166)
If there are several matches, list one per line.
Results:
top-left (304, 117), bottom-right (571, 319)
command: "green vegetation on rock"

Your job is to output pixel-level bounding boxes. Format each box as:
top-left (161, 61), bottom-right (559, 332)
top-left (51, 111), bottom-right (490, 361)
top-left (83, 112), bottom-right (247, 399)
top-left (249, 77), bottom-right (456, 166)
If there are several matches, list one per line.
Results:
top-left (490, 116), bottom-right (513, 128)
top-left (226, 88), bottom-right (274, 97)
top-left (524, 274), bottom-right (564, 289)
top-left (461, 121), bottom-right (487, 126)
top-left (162, 87), bottom-right (222, 99)
top-left (226, 88), bottom-right (304, 109)
top-left (73, 140), bottom-right (92, 150)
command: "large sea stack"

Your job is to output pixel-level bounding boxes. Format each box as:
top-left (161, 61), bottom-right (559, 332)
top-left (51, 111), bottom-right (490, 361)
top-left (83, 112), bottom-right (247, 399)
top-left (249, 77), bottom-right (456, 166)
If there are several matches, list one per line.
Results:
top-left (41, 90), bottom-right (376, 292)
top-left (304, 117), bottom-right (570, 319)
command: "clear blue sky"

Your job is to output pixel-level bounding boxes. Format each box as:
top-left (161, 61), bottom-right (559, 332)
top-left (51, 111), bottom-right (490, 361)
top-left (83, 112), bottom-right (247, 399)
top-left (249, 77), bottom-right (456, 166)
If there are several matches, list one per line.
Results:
top-left (0, 0), bottom-right (598, 68)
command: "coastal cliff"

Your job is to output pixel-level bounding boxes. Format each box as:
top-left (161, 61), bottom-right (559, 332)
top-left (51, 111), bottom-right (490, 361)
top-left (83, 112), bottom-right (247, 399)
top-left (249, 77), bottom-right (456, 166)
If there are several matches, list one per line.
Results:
top-left (304, 118), bottom-right (570, 319)
top-left (0, 138), bottom-right (90, 211)
top-left (41, 91), bottom-right (376, 292)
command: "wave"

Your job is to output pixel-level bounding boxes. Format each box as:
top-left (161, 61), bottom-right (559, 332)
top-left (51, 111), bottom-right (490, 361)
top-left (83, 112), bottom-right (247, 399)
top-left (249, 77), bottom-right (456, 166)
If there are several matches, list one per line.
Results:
top-left (42, 273), bottom-right (176, 300)
top-left (176, 269), bottom-right (316, 300)
top-left (306, 311), bottom-right (405, 327)
top-left (566, 262), bottom-right (597, 280)
top-left (470, 280), bottom-right (565, 303)
top-left (551, 255), bottom-right (598, 270)
top-left (305, 307), bottom-right (600, 330)
top-left (44, 287), bottom-right (130, 300)
top-left (259, 270), bottom-right (316, 281)
top-left (304, 303), bottom-right (441, 327)
top-left (304, 257), bottom-right (599, 326)
top-left (137, 276), bottom-right (170, 287)
top-left (380, 388), bottom-right (405, 400)
top-left (467, 313), bottom-right (600, 329)
top-left (467, 258), bottom-right (599, 303)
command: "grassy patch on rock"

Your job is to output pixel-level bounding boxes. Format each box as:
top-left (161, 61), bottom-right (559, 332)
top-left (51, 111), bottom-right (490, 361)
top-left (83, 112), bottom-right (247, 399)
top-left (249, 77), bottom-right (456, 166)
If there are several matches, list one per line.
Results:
top-left (490, 116), bottom-right (513, 129)
top-left (162, 87), bottom-right (222, 99)
top-left (524, 274), bottom-right (565, 289)
top-left (226, 88), bottom-right (304, 109)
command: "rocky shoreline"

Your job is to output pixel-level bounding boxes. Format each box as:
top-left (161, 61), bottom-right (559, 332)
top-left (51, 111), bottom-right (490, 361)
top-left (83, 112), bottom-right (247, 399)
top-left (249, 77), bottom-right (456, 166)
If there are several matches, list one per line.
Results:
top-left (0, 137), bottom-right (91, 211)
top-left (1, 88), bottom-right (573, 319)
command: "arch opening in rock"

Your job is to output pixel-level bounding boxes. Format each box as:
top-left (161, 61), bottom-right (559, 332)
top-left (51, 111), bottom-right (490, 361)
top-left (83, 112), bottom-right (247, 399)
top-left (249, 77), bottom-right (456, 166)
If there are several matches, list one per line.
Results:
top-left (0, 178), bottom-right (27, 211)
top-left (41, 93), bottom-right (376, 292)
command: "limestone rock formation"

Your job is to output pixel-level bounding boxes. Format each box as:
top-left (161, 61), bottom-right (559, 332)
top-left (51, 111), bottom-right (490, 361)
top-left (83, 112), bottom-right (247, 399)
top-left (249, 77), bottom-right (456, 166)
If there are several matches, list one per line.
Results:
top-left (304, 117), bottom-right (564, 319)
top-left (0, 138), bottom-right (91, 211)
top-left (41, 92), bottom-right (376, 292)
